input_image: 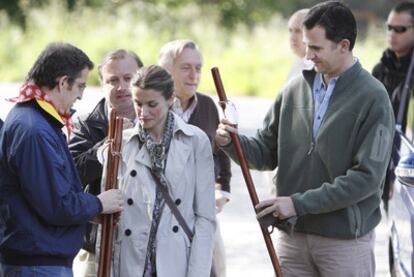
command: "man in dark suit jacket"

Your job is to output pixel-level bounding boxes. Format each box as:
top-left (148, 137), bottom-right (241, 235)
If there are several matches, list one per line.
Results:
top-left (68, 49), bottom-right (143, 276)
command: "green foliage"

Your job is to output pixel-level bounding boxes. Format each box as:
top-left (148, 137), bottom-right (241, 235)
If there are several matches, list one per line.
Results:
top-left (0, 1), bottom-right (386, 98)
top-left (0, 0), bottom-right (296, 30)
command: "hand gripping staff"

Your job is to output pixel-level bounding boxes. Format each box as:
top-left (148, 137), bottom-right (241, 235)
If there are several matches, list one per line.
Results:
top-left (97, 110), bottom-right (124, 277)
top-left (211, 67), bottom-right (284, 277)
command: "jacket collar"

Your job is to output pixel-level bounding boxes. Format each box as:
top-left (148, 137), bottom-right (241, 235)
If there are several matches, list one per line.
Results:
top-left (36, 99), bottom-right (65, 127)
top-left (86, 98), bottom-right (108, 126)
top-left (303, 61), bottom-right (362, 92)
top-left (380, 48), bottom-right (413, 71)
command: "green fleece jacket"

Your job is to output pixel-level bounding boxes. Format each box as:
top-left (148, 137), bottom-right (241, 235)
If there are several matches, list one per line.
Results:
top-left (224, 62), bottom-right (395, 239)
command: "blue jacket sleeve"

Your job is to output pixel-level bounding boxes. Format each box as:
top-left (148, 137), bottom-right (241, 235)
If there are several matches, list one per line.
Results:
top-left (9, 128), bottom-right (102, 226)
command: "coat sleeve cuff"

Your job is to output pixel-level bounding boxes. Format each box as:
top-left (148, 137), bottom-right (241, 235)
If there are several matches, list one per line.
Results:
top-left (291, 193), bottom-right (306, 216)
top-left (95, 196), bottom-right (103, 214)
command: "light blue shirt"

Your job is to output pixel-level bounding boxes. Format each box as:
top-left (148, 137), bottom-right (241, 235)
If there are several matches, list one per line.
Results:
top-left (312, 73), bottom-right (339, 137)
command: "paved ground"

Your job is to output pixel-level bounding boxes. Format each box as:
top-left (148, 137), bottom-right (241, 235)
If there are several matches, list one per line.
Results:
top-left (0, 83), bottom-right (390, 276)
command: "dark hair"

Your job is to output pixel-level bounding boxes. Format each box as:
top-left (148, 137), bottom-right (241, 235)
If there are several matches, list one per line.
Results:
top-left (27, 42), bottom-right (94, 89)
top-left (98, 49), bottom-right (144, 80)
top-left (131, 65), bottom-right (174, 100)
top-left (393, 1), bottom-right (414, 23)
top-left (304, 1), bottom-right (357, 51)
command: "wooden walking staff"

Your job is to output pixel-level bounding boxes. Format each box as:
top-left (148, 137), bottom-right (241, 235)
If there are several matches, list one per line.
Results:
top-left (97, 110), bottom-right (124, 277)
top-left (211, 67), bottom-right (284, 277)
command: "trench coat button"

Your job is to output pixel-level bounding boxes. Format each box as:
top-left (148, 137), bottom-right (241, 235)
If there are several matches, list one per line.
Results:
top-left (175, 198), bottom-right (181, 206)
top-left (172, 225), bottom-right (179, 233)
top-left (125, 229), bottom-right (132, 236)
top-left (130, 170), bottom-right (137, 177)
top-left (127, 198), bottom-right (134, 205)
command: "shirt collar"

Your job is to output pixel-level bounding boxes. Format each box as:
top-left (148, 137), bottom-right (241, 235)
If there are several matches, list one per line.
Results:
top-left (172, 94), bottom-right (198, 123)
top-left (314, 58), bottom-right (358, 90)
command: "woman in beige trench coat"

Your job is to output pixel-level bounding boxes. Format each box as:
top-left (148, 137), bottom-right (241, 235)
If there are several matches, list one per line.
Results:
top-left (100, 65), bottom-right (216, 277)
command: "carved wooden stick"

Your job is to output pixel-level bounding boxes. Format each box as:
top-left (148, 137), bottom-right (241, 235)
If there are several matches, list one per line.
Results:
top-left (97, 110), bottom-right (123, 277)
top-left (211, 67), bottom-right (284, 277)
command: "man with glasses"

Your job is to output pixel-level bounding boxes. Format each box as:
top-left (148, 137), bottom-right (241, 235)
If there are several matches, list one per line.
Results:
top-left (373, 1), bottom-right (414, 127)
top-left (372, 1), bottom-right (414, 210)
top-left (0, 42), bottom-right (123, 277)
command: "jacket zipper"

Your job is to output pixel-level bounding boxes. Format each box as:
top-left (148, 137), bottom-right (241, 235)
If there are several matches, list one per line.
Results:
top-left (307, 141), bottom-right (315, 155)
top-left (351, 205), bottom-right (361, 239)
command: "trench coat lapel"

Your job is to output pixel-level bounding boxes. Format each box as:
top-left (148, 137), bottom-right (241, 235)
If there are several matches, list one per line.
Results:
top-left (133, 144), bottom-right (152, 169)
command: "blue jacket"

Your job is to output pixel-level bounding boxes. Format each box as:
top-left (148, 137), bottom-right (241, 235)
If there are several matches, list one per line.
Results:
top-left (0, 100), bottom-right (102, 267)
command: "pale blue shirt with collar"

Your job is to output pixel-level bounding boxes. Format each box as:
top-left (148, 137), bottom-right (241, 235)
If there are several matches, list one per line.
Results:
top-left (312, 73), bottom-right (339, 137)
top-left (312, 59), bottom-right (357, 137)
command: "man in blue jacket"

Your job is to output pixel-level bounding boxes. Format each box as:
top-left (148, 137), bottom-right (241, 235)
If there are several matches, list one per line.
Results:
top-left (0, 42), bottom-right (123, 277)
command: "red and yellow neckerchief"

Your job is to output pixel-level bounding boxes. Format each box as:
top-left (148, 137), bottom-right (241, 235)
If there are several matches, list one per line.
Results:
top-left (7, 81), bottom-right (74, 143)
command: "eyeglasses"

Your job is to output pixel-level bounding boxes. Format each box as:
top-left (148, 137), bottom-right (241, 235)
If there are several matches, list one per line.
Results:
top-left (387, 24), bottom-right (413, 33)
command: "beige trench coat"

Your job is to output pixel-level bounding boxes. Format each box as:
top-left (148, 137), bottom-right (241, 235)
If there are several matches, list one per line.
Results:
top-left (110, 115), bottom-right (216, 277)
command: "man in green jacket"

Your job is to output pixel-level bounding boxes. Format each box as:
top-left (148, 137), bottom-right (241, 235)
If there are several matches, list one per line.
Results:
top-left (215, 1), bottom-right (394, 276)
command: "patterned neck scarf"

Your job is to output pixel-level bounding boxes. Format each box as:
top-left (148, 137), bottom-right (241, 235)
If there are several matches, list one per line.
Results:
top-left (7, 81), bottom-right (74, 142)
top-left (139, 111), bottom-right (175, 277)
top-left (138, 111), bottom-right (175, 174)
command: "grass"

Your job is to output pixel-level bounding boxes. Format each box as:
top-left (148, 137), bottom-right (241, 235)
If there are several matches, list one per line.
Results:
top-left (0, 2), bottom-right (386, 98)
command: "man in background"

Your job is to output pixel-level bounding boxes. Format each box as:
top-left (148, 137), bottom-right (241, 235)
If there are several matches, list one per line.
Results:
top-left (372, 1), bottom-right (414, 210)
top-left (286, 8), bottom-right (313, 83)
top-left (268, 8), bottom-right (313, 195)
top-left (373, 1), bottom-right (414, 110)
top-left (158, 39), bottom-right (231, 277)
top-left (69, 48), bottom-right (143, 276)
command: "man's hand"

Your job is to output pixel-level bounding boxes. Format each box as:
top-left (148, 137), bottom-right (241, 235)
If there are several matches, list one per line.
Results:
top-left (122, 118), bottom-right (135, 129)
top-left (215, 195), bottom-right (229, 214)
top-left (255, 197), bottom-right (296, 220)
top-left (97, 189), bottom-right (123, 214)
top-left (215, 118), bottom-right (238, 147)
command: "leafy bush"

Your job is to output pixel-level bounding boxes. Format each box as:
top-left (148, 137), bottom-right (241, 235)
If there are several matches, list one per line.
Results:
top-left (0, 1), bottom-right (385, 98)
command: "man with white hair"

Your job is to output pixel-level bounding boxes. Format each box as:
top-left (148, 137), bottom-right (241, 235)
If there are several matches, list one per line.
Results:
top-left (158, 39), bottom-right (231, 277)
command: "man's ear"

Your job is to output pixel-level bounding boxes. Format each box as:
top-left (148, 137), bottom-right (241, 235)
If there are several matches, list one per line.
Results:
top-left (56, 75), bottom-right (69, 92)
top-left (339, 39), bottom-right (351, 53)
